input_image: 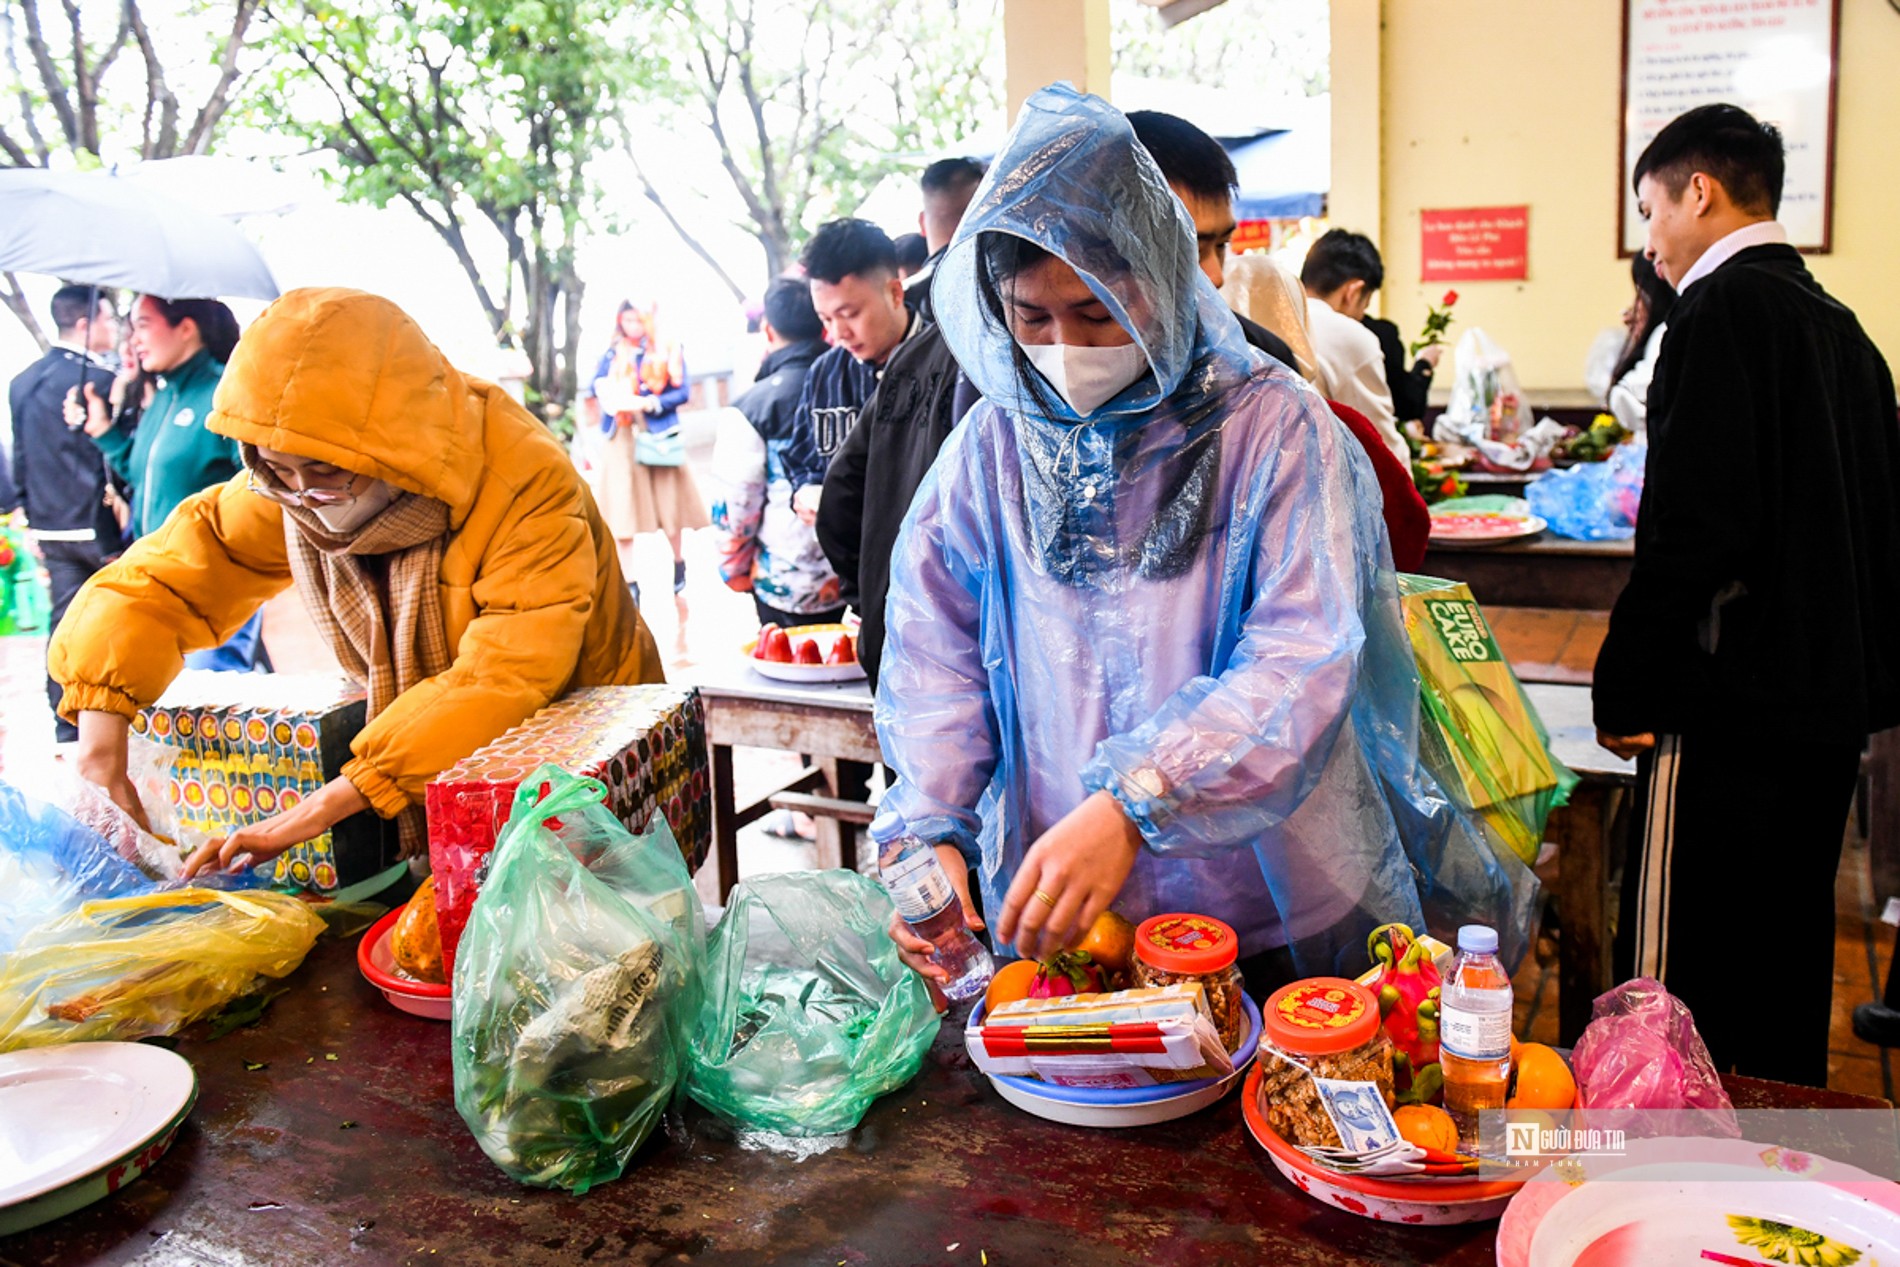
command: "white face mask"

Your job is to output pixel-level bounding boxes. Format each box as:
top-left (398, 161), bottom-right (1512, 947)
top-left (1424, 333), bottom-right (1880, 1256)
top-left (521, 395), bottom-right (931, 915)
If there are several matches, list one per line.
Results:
top-left (310, 480), bottom-right (400, 534)
top-left (1019, 340), bottom-right (1149, 417)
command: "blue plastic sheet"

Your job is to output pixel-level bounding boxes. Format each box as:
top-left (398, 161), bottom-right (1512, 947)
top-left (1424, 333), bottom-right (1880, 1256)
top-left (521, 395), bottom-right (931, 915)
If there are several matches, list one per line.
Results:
top-left (0, 783), bottom-right (155, 955)
top-left (1526, 441), bottom-right (1647, 541)
top-left (875, 84), bottom-right (1537, 976)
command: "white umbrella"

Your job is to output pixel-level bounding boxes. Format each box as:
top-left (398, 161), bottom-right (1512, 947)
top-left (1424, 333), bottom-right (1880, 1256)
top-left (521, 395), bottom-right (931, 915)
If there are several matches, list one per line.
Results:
top-left (0, 168), bottom-right (279, 300)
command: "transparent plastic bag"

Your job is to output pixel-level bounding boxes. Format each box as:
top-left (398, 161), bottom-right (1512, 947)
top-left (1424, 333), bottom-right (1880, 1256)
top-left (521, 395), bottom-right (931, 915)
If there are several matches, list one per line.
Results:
top-left (451, 767), bottom-right (705, 1194)
top-left (686, 870), bottom-right (940, 1139)
top-left (125, 732), bottom-right (222, 864)
top-left (0, 887), bottom-right (325, 1050)
top-left (1572, 978), bottom-right (1737, 1132)
top-left (1436, 327), bottom-right (1531, 446)
top-left (1526, 439), bottom-right (1647, 541)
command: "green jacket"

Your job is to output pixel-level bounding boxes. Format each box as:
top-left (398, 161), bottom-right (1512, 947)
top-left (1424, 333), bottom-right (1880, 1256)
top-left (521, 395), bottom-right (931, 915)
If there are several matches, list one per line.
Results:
top-left (94, 350), bottom-right (241, 539)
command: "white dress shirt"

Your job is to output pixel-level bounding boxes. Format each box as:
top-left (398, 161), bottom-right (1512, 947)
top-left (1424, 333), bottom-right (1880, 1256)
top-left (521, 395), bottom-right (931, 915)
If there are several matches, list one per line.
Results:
top-left (1304, 296), bottom-right (1407, 465)
top-left (1675, 220), bottom-right (1788, 295)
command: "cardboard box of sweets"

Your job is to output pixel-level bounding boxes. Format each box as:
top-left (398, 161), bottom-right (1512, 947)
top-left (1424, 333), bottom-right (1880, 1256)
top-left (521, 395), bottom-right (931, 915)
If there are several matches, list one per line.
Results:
top-left (426, 685), bottom-right (709, 977)
top-left (130, 670), bottom-right (397, 893)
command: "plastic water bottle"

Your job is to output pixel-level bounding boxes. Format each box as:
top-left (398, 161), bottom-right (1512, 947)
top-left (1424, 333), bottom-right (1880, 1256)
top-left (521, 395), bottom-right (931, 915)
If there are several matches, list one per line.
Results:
top-left (876, 832), bottom-right (994, 1002)
top-left (1439, 924), bottom-right (1514, 1156)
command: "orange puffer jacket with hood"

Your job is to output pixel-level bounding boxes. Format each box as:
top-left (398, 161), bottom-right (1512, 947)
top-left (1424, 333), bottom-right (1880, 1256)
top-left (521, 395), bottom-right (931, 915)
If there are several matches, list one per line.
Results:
top-left (50, 287), bottom-right (662, 820)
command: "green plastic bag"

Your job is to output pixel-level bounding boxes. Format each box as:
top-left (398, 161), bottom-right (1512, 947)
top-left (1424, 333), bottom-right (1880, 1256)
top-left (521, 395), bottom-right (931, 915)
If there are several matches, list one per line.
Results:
top-left (451, 767), bottom-right (704, 1193)
top-left (686, 870), bottom-right (939, 1138)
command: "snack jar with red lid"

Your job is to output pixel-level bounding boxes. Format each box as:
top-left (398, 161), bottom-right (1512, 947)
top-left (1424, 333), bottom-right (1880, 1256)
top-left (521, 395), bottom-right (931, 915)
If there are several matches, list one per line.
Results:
top-left (1255, 977), bottom-right (1396, 1149)
top-left (1131, 913), bottom-right (1246, 1052)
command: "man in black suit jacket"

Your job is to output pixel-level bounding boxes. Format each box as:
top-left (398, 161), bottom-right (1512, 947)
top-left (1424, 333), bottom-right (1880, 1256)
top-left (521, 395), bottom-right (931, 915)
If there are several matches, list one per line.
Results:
top-left (1595, 105), bottom-right (1900, 1086)
top-left (7, 285), bottom-right (123, 740)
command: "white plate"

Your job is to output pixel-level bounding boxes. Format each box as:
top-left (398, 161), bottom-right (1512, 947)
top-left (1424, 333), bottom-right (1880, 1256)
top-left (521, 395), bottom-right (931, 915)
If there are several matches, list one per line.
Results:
top-left (0, 1042), bottom-right (197, 1232)
top-left (742, 624), bottom-right (868, 683)
top-left (1498, 1136), bottom-right (1900, 1267)
top-left (1428, 513), bottom-right (1549, 548)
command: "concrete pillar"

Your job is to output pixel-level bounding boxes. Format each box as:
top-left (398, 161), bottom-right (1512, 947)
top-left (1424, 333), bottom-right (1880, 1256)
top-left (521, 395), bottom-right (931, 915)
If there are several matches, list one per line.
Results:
top-left (1003, 0), bottom-right (1113, 118)
top-left (1329, 0), bottom-right (1383, 310)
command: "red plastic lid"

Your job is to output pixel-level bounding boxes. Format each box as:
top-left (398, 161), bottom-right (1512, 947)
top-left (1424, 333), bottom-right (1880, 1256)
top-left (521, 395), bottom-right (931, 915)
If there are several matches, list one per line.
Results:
top-left (1264, 978), bottom-right (1380, 1055)
top-left (1134, 913), bottom-right (1239, 974)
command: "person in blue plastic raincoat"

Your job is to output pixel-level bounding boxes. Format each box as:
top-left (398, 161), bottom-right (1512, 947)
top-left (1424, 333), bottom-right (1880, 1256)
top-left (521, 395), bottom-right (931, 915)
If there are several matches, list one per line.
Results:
top-left (874, 86), bottom-right (1536, 994)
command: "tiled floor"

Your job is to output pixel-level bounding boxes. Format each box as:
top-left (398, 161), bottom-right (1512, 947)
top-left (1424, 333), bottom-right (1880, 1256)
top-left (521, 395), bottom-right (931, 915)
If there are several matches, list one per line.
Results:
top-left (4, 564), bottom-right (1891, 1098)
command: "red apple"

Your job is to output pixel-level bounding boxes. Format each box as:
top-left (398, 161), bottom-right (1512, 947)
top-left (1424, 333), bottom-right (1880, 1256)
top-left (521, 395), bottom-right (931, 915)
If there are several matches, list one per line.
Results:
top-left (825, 635), bottom-right (856, 665)
top-left (794, 638), bottom-right (824, 665)
top-left (753, 624), bottom-right (781, 660)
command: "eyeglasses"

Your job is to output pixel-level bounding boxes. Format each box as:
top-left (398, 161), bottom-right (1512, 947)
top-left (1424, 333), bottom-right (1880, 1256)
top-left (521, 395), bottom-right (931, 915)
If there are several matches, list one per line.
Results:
top-left (245, 468), bottom-right (363, 509)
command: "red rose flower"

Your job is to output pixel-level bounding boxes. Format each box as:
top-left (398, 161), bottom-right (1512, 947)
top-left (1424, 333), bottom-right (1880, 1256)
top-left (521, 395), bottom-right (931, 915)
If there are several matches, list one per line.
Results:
top-left (1442, 290), bottom-right (1459, 306)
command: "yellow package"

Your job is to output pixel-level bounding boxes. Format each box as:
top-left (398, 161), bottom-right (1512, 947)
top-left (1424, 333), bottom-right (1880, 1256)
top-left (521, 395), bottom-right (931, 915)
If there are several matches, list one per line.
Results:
top-left (0, 888), bottom-right (326, 1051)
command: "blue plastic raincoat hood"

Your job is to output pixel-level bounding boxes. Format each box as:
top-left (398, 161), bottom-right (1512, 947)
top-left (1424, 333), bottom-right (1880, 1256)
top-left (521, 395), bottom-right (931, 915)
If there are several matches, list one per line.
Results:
top-left (933, 84), bottom-right (1252, 424)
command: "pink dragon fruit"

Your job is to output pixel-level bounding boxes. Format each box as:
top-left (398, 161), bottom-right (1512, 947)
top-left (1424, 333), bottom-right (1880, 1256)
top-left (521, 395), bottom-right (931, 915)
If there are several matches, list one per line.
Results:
top-left (1366, 923), bottom-right (1444, 1105)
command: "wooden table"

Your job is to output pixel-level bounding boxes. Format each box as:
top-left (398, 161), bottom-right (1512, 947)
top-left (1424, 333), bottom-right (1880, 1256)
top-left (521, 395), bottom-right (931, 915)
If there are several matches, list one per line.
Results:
top-left (1525, 682), bottom-right (1636, 1044)
top-left (14, 934), bottom-right (1883, 1267)
top-left (1423, 535), bottom-right (1634, 611)
top-left (676, 660), bottom-right (878, 902)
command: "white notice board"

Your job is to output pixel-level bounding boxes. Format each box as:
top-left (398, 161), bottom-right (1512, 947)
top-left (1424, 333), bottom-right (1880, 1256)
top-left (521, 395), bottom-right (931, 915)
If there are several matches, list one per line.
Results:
top-left (1620, 0), bottom-right (1839, 254)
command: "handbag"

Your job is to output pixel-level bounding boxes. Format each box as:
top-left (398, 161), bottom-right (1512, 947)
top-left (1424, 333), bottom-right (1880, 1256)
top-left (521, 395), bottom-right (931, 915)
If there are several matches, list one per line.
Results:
top-left (635, 425), bottom-right (686, 467)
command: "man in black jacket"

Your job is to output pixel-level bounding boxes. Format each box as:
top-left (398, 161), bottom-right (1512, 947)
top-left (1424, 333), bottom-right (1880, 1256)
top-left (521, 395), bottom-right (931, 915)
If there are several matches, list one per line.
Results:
top-left (7, 285), bottom-right (124, 741)
top-left (1364, 312), bottom-right (1438, 424)
top-left (1595, 104), bottom-right (1900, 1086)
top-left (782, 219), bottom-right (917, 505)
top-left (905, 157), bottom-right (985, 320)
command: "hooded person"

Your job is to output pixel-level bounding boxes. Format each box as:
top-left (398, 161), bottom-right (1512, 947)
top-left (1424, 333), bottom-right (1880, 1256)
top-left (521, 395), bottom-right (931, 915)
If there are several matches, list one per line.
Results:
top-left (873, 86), bottom-right (1536, 990)
top-left (51, 288), bottom-right (663, 876)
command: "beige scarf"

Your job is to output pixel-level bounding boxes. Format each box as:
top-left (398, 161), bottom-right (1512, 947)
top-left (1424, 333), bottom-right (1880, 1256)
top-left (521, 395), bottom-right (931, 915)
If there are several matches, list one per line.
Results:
top-left (257, 457), bottom-right (453, 858)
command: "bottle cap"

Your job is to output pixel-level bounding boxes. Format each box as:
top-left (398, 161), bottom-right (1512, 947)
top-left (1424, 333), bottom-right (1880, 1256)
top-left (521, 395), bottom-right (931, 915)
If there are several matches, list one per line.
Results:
top-left (1457, 924), bottom-right (1499, 955)
top-left (1264, 978), bottom-right (1381, 1055)
top-left (1133, 913), bottom-right (1239, 974)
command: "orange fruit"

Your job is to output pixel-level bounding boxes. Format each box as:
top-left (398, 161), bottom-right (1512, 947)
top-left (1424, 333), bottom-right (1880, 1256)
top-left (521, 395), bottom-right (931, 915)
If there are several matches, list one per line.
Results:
top-left (1394, 1104), bottom-right (1459, 1154)
top-left (1072, 910), bottom-right (1136, 977)
top-left (1507, 1042), bottom-right (1577, 1111)
top-left (984, 959), bottom-right (1040, 1016)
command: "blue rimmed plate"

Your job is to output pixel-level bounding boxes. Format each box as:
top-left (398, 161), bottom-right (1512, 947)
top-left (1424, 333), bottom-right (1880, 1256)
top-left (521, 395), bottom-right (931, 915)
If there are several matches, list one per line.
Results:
top-left (970, 993), bottom-right (1262, 1127)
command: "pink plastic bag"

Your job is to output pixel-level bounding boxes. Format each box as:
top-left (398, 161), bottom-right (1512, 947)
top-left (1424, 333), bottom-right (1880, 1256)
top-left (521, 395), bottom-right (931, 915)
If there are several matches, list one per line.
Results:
top-left (1572, 978), bottom-right (1737, 1133)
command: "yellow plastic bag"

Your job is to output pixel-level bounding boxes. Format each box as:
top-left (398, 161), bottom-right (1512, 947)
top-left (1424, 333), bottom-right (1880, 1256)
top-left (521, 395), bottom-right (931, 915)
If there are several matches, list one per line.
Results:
top-left (0, 888), bottom-right (326, 1051)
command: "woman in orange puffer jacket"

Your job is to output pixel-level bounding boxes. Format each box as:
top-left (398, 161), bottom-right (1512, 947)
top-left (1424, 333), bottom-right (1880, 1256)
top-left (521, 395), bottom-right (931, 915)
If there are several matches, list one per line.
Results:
top-left (50, 287), bottom-right (662, 875)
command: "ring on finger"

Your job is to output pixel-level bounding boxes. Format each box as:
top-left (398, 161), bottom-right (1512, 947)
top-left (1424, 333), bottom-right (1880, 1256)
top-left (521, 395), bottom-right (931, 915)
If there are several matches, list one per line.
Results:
top-left (1033, 888), bottom-right (1057, 909)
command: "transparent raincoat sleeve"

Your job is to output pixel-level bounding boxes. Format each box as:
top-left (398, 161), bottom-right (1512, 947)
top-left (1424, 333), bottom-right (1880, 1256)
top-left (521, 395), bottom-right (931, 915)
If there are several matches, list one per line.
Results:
top-left (1078, 403), bottom-right (1368, 851)
top-left (869, 448), bottom-right (1001, 867)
